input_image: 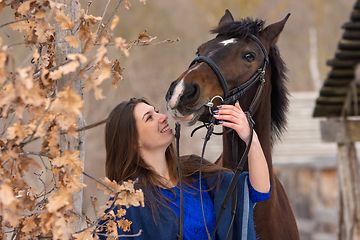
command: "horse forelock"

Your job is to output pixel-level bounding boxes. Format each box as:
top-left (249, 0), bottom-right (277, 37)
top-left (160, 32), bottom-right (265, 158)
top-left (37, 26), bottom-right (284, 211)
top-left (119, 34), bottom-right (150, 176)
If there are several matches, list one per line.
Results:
top-left (210, 18), bottom-right (265, 39)
top-left (269, 45), bottom-right (289, 144)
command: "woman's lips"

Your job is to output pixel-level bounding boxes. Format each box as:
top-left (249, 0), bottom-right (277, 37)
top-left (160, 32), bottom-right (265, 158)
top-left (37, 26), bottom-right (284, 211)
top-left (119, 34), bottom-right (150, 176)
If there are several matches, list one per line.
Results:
top-left (160, 124), bottom-right (171, 133)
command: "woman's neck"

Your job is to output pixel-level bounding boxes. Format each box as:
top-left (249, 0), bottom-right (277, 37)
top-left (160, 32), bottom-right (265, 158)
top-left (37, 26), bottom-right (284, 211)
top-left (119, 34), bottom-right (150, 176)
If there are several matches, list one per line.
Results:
top-left (141, 148), bottom-right (176, 188)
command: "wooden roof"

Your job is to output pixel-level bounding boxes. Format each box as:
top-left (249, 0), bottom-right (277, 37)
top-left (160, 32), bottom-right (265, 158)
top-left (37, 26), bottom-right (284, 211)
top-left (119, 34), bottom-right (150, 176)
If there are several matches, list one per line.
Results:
top-left (313, 0), bottom-right (360, 117)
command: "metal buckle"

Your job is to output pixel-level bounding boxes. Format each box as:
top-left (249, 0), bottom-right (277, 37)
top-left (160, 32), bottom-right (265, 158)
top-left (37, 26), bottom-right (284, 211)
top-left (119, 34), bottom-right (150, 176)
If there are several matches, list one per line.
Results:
top-left (205, 95), bottom-right (224, 115)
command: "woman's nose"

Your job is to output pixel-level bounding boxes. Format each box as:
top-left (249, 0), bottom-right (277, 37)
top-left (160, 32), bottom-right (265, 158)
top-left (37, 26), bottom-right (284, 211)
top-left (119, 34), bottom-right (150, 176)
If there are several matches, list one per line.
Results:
top-left (158, 113), bottom-right (168, 123)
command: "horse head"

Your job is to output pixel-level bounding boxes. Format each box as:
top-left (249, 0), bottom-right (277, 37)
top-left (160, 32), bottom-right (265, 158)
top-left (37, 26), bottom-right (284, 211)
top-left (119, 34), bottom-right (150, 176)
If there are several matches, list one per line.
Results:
top-left (165, 10), bottom-right (290, 129)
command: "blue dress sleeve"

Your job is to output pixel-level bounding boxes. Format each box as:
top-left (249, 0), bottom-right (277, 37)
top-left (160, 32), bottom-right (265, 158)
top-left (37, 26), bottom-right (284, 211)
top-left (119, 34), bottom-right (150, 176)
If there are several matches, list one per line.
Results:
top-left (247, 178), bottom-right (271, 203)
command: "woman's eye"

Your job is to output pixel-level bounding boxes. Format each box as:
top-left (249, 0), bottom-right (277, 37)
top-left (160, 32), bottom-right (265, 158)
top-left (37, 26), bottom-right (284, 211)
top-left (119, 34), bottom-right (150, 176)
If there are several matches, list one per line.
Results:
top-left (146, 115), bottom-right (152, 121)
top-left (243, 53), bottom-right (255, 62)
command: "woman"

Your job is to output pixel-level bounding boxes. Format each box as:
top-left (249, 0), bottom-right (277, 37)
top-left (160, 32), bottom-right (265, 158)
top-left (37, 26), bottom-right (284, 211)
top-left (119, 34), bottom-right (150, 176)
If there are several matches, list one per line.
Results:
top-left (96, 97), bottom-right (271, 240)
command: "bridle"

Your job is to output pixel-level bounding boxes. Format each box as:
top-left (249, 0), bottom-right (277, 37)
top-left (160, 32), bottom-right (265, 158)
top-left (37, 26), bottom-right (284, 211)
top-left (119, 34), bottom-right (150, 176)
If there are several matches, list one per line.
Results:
top-left (175, 34), bottom-right (269, 240)
top-left (190, 34), bottom-right (268, 120)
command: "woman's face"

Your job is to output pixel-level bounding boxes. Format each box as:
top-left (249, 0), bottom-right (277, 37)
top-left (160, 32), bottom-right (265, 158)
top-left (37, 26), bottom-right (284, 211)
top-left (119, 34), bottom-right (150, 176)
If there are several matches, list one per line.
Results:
top-left (134, 102), bottom-right (174, 153)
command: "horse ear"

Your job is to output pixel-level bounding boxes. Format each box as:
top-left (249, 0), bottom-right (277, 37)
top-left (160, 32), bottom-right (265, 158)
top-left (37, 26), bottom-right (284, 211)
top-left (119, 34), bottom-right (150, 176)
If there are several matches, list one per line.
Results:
top-left (218, 9), bottom-right (234, 26)
top-left (260, 13), bottom-right (290, 46)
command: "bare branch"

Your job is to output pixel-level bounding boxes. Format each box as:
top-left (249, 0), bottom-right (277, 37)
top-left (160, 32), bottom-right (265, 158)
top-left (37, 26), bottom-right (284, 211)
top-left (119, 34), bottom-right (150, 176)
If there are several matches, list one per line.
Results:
top-left (97, 0), bottom-right (112, 34)
top-left (61, 118), bottom-right (107, 135)
top-left (20, 152), bottom-right (54, 159)
top-left (0, 17), bottom-right (30, 29)
top-left (7, 40), bottom-right (66, 48)
top-left (96, 230), bottom-right (143, 238)
top-left (95, 0), bottom-right (124, 43)
top-left (83, 171), bottom-right (114, 192)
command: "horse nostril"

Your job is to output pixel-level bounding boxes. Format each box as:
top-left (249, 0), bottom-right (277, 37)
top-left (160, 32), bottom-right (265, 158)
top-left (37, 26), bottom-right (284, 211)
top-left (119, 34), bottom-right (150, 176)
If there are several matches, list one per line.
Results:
top-left (182, 83), bottom-right (200, 104)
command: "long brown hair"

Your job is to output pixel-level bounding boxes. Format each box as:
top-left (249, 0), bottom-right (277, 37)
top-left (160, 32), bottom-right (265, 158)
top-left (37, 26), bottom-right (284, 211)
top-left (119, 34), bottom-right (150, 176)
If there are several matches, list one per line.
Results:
top-left (105, 97), bottom-right (177, 188)
top-left (105, 97), bottom-right (228, 205)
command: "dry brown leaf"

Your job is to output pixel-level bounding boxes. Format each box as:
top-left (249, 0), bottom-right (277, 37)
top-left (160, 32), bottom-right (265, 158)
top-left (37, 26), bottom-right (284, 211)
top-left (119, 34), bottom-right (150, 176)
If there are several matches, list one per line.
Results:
top-left (51, 86), bottom-right (83, 118)
top-left (73, 229), bottom-right (97, 240)
top-left (65, 35), bottom-right (80, 49)
top-left (84, 14), bottom-right (102, 25)
top-left (17, 66), bottom-right (34, 90)
top-left (82, 34), bottom-right (95, 52)
top-left (79, 21), bottom-right (90, 42)
top-left (125, 0), bottom-right (131, 9)
top-left (17, 0), bottom-right (35, 15)
top-left (113, 37), bottom-right (129, 57)
top-left (0, 1), bottom-right (7, 14)
top-left (21, 215), bottom-right (37, 234)
top-left (67, 53), bottom-right (87, 64)
top-left (49, 59), bottom-right (80, 80)
top-left (117, 217), bottom-right (132, 232)
top-left (48, 1), bottom-right (66, 10)
top-left (0, 181), bottom-right (16, 205)
top-left (46, 188), bottom-right (71, 212)
top-left (34, 8), bottom-right (47, 19)
top-left (110, 15), bottom-right (119, 31)
top-left (10, 20), bottom-right (30, 32)
top-left (111, 61), bottom-right (124, 90)
top-left (52, 212), bottom-right (71, 240)
top-left (54, 10), bottom-right (75, 31)
top-left (6, 121), bottom-right (28, 145)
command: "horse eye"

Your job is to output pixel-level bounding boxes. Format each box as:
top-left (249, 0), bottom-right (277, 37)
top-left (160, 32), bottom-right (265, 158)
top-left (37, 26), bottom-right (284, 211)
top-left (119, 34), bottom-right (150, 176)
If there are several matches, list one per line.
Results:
top-left (243, 53), bottom-right (255, 62)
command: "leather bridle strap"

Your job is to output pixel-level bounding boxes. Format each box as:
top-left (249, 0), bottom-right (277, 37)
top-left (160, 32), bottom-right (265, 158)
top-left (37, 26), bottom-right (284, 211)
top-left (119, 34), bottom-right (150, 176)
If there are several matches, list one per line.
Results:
top-left (175, 123), bottom-right (184, 240)
top-left (184, 33), bottom-right (268, 239)
top-left (189, 34), bottom-right (268, 107)
top-left (189, 56), bottom-right (231, 99)
top-left (211, 117), bottom-right (255, 239)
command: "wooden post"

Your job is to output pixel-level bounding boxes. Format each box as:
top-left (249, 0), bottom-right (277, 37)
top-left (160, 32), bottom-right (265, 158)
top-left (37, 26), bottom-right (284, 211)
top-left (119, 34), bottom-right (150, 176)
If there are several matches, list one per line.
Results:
top-left (320, 118), bottom-right (360, 240)
top-left (54, 0), bottom-right (85, 232)
top-left (337, 135), bottom-right (360, 240)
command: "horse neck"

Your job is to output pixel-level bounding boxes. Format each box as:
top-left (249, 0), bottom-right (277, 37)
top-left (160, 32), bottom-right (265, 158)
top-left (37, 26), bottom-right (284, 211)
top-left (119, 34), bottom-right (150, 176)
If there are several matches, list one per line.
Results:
top-left (222, 91), bottom-right (273, 176)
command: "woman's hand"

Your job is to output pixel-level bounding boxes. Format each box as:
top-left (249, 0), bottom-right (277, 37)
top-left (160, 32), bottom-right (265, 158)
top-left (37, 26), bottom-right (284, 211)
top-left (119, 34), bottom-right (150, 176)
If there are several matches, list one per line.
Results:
top-left (214, 101), bottom-right (270, 194)
top-left (213, 101), bottom-right (253, 143)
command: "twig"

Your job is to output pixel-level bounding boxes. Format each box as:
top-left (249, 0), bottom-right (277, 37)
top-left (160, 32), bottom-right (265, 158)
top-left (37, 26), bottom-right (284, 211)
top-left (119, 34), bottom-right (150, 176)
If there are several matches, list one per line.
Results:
top-left (96, 230), bottom-right (143, 238)
top-left (0, 17), bottom-right (30, 29)
top-left (7, 40), bottom-right (66, 48)
top-left (73, 192), bottom-right (120, 235)
top-left (20, 152), bottom-right (53, 159)
top-left (33, 58), bottom-right (71, 79)
top-left (86, 0), bottom-right (92, 14)
top-left (95, 0), bottom-right (124, 43)
top-left (96, 0), bottom-right (112, 34)
top-left (82, 171), bottom-right (114, 192)
top-left (0, 114), bottom-right (15, 139)
top-left (60, 118), bottom-right (107, 135)
top-left (26, 101), bottom-right (52, 144)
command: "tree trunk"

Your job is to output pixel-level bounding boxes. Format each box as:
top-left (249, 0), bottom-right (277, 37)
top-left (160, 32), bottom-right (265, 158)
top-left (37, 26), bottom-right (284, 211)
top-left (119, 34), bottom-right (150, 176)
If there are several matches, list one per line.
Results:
top-left (54, 0), bottom-right (85, 232)
top-left (337, 135), bottom-right (360, 240)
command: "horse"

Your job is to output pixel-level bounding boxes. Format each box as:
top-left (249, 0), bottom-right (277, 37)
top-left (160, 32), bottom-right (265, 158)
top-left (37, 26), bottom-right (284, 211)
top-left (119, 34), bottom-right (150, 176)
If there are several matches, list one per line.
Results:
top-left (165, 10), bottom-right (300, 240)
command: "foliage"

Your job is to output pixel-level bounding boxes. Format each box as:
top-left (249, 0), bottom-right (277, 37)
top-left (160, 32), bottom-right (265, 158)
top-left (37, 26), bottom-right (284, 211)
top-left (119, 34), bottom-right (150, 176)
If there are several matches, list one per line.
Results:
top-left (0, 0), bottom-right (180, 239)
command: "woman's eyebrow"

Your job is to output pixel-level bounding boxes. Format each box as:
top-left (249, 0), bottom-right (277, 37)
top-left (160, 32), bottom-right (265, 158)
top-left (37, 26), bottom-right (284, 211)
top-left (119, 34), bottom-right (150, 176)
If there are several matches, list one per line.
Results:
top-left (142, 111), bottom-right (151, 121)
top-left (142, 107), bottom-right (156, 120)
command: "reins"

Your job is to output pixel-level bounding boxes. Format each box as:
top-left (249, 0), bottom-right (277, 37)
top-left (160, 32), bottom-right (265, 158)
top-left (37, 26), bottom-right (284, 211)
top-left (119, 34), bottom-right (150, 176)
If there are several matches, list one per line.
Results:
top-left (175, 33), bottom-right (268, 240)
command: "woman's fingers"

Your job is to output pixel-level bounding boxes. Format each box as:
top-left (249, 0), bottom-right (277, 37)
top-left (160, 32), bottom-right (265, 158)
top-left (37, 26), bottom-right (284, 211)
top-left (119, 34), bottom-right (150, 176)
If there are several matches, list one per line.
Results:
top-left (214, 102), bottom-right (251, 143)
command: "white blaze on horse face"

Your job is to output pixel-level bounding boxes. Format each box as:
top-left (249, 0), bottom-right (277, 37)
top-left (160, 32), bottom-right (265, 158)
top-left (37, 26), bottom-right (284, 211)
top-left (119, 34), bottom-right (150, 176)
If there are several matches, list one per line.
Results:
top-left (220, 38), bottom-right (237, 46)
top-left (169, 64), bottom-right (201, 110)
top-left (169, 79), bottom-right (184, 109)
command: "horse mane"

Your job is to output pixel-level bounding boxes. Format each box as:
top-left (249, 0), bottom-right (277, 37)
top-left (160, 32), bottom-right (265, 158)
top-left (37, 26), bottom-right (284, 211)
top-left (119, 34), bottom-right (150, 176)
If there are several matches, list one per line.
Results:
top-left (210, 17), bottom-right (265, 39)
top-left (211, 18), bottom-right (289, 143)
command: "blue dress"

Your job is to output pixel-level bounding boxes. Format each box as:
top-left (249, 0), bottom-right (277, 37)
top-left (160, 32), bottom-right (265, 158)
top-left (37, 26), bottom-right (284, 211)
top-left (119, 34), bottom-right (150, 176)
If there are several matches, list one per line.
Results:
top-left (96, 171), bottom-right (271, 240)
